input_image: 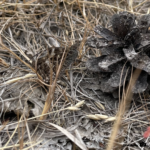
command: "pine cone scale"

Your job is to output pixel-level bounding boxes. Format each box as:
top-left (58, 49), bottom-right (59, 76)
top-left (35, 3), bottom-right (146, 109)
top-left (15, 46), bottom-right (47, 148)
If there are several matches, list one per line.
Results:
top-left (86, 12), bottom-right (150, 97)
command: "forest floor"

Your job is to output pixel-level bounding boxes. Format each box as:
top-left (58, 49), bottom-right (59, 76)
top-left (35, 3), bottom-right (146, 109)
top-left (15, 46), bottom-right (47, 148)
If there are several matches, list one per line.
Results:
top-left (0, 0), bottom-right (150, 150)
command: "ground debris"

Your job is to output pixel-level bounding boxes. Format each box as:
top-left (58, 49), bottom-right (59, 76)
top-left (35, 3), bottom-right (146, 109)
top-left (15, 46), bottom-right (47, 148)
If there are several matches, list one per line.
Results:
top-left (0, 1), bottom-right (150, 150)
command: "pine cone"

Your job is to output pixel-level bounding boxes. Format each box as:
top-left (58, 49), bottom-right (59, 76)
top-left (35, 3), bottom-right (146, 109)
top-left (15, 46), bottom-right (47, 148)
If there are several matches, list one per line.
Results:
top-left (86, 12), bottom-right (150, 96)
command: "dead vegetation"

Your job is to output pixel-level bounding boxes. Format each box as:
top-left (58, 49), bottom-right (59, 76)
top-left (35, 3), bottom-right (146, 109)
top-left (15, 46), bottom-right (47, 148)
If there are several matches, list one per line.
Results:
top-left (0, 0), bottom-right (150, 150)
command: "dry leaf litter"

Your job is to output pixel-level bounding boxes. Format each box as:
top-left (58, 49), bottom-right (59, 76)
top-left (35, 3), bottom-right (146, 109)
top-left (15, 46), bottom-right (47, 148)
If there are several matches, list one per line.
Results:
top-left (0, 0), bottom-right (150, 150)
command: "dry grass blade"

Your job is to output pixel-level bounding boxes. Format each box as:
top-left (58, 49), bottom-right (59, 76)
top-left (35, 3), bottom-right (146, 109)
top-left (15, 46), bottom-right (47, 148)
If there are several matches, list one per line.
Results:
top-left (20, 140), bottom-right (44, 150)
top-left (4, 34), bottom-right (31, 63)
top-left (48, 123), bottom-right (88, 150)
top-left (0, 57), bottom-right (9, 67)
top-left (106, 69), bottom-right (142, 150)
top-left (3, 116), bottom-right (23, 149)
top-left (133, 0), bottom-right (149, 9)
top-left (0, 141), bottom-right (39, 150)
top-left (78, 1), bottom-right (143, 14)
top-left (0, 120), bottom-right (9, 132)
top-left (74, 129), bottom-right (85, 147)
top-left (40, 49), bottom-right (66, 120)
top-left (0, 74), bottom-right (36, 86)
top-left (0, 36), bottom-right (43, 80)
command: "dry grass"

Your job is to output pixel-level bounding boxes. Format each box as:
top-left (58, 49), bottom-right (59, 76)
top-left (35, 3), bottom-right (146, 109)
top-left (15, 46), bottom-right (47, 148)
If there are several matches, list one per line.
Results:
top-left (0, 0), bottom-right (150, 150)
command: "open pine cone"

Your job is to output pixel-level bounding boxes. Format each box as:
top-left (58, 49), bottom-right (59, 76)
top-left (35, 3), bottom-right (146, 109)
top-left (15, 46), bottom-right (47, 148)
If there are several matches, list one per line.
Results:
top-left (86, 12), bottom-right (150, 97)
